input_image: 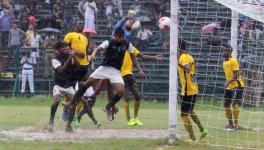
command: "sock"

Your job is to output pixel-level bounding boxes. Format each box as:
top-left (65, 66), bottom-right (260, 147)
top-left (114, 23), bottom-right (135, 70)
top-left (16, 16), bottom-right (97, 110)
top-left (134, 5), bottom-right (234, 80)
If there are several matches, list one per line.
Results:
top-left (71, 85), bottom-right (87, 105)
top-left (106, 94), bottom-right (122, 110)
top-left (134, 100), bottom-right (140, 118)
top-left (85, 103), bottom-right (98, 125)
top-left (181, 115), bottom-right (196, 140)
top-left (190, 111), bottom-right (204, 132)
top-left (124, 100), bottom-right (130, 121)
top-left (233, 104), bottom-right (241, 127)
top-left (66, 104), bottom-right (76, 127)
top-left (50, 102), bottom-right (59, 122)
top-left (75, 101), bottom-right (83, 115)
top-left (225, 107), bottom-right (233, 126)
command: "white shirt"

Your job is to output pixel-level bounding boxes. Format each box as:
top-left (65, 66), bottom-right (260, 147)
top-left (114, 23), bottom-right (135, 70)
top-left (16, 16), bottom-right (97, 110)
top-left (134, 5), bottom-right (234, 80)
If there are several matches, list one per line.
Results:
top-left (84, 2), bottom-right (98, 19)
top-left (137, 29), bottom-right (153, 40)
top-left (30, 34), bottom-right (42, 48)
top-left (21, 56), bottom-right (34, 69)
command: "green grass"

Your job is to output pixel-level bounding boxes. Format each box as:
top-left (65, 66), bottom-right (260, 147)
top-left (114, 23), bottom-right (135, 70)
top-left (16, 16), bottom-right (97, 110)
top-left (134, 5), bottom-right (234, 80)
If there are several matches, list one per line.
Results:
top-left (0, 96), bottom-right (263, 150)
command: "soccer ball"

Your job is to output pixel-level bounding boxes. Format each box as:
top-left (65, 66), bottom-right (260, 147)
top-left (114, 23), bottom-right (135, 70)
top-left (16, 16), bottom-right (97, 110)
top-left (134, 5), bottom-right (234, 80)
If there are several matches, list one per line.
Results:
top-left (158, 17), bottom-right (171, 30)
top-left (132, 20), bottom-right (141, 30)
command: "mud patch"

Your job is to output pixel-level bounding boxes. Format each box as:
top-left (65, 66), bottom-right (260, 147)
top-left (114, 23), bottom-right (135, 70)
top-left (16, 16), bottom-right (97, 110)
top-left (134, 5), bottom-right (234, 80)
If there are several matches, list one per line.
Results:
top-left (0, 127), bottom-right (178, 142)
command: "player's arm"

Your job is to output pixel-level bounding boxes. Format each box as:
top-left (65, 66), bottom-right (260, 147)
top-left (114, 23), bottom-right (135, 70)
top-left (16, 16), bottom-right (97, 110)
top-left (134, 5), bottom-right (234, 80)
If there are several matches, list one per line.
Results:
top-left (178, 63), bottom-right (191, 73)
top-left (90, 40), bottom-right (109, 61)
top-left (52, 54), bottom-right (73, 74)
top-left (225, 59), bottom-right (240, 87)
top-left (225, 70), bottom-right (239, 88)
top-left (138, 53), bottom-right (165, 61)
top-left (128, 44), bottom-right (145, 77)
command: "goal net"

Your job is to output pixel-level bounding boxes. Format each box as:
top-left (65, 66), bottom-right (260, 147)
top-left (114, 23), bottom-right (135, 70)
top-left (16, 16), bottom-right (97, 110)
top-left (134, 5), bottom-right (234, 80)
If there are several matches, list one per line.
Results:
top-left (175, 0), bottom-right (264, 149)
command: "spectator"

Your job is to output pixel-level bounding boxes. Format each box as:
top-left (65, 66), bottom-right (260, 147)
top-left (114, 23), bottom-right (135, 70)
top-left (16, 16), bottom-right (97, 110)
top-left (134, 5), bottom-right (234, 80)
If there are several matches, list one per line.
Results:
top-left (78, 0), bottom-right (86, 19)
top-left (28, 15), bottom-right (37, 28)
top-left (43, 33), bottom-right (56, 77)
top-left (25, 25), bottom-right (34, 46)
top-left (84, 0), bottom-right (98, 30)
top-left (160, 0), bottom-right (170, 17)
top-left (30, 29), bottom-right (43, 64)
top-left (104, 0), bottom-right (116, 30)
top-left (62, 0), bottom-right (74, 31)
top-left (136, 24), bottom-right (154, 49)
top-left (52, 4), bottom-right (63, 30)
top-left (130, 0), bottom-right (140, 15)
top-left (8, 22), bottom-right (25, 48)
top-left (25, 0), bottom-right (38, 14)
top-left (19, 11), bottom-right (29, 31)
top-left (116, 0), bottom-right (123, 17)
top-left (20, 51), bottom-right (35, 95)
top-left (0, 9), bottom-right (13, 47)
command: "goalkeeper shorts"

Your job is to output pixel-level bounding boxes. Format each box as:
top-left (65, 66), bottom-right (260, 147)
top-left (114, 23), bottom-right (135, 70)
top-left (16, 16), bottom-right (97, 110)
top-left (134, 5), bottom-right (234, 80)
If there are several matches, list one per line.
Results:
top-left (181, 94), bottom-right (197, 114)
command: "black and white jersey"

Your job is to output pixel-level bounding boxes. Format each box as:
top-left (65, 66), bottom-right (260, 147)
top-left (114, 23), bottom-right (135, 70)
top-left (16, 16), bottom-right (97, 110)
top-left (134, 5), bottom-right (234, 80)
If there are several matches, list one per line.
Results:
top-left (99, 39), bottom-right (134, 70)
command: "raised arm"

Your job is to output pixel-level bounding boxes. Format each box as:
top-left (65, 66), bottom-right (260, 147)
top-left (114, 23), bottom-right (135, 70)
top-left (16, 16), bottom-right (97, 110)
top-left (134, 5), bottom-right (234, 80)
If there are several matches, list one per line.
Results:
top-left (90, 40), bottom-right (109, 61)
top-left (52, 54), bottom-right (74, 74)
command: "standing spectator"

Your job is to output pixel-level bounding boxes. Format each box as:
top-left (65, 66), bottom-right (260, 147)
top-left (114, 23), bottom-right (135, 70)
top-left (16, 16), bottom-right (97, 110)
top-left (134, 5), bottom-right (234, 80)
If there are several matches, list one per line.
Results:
top-left (62, 0), bottom-right (74, 31)
top-left (78, 0), bottom-right (86, 19)
top-left (116, 0), bottom-right (123, 17)
top-left (25, 25), bottom-right (34, 46)
top-left (43, 33), bottom-right (56, 77)
top-left (136, 24), bottom-right (154, 49)
top-left (8, 22), bottom-right (25, 48)
top-left (0, 9), bottom-right (13, 47)
top-left (84, 0), bottom-right (98, 30)
top-left (25, 0), bottom-right (38, 14)
top-left (20, 51), bottom-right (35, 95)
top-left (20, 11), bottom-right (29, 31)
top-left (104, 0), bottom-right (116, 30)
top-left (28, 15), bottom-right (37, 28)
top-left (30, 30), bottom-right (43, 64)
top-left (52, 4), bottom-right (63, 30)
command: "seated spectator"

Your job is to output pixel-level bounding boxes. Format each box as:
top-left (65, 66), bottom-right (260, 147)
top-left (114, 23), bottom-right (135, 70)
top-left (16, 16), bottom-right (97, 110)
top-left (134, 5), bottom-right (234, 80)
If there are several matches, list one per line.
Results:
top-left (0, 9), bottom-right (13, 47)
top-left (8, 22), bottom-right (25, 48)
top-left (20, 51), bottom-right (35, 95)
top-left (104, 0), bottom-right (116, 30)
top-left (136, 24), bottom-right (155, 49)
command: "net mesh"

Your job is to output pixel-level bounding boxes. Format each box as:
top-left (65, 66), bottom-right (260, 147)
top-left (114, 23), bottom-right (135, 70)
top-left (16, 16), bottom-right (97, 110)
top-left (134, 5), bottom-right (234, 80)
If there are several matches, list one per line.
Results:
top-left (177, 0), bottom-right (264, 149)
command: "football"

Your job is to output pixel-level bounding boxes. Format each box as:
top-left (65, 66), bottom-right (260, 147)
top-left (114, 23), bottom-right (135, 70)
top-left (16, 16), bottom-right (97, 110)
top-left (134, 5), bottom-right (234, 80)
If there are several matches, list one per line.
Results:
top-left (158, 17), bottom-right (171, 30)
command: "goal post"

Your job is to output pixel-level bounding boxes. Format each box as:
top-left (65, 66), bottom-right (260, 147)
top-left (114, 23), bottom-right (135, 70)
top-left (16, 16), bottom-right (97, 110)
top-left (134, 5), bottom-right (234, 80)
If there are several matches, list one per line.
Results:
top-left (168, 0), bottom-right (179, 141)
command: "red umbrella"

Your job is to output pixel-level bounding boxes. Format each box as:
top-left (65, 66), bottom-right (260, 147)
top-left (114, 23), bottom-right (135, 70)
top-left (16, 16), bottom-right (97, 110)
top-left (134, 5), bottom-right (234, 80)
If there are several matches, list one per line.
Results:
top-left (201, 22), bottom-right (220, 34)
top-left (83, 28), bottom-right (97, 35)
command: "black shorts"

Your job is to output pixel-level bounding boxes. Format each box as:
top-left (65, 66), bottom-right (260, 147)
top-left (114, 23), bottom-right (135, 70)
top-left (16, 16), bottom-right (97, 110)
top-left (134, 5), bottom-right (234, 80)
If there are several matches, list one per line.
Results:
top-left (181, 95), bottom-right (197, 114)
top-left (224, 88), bottom-right (244, 105)
top-left (122, 74), bottom-right (136, 88)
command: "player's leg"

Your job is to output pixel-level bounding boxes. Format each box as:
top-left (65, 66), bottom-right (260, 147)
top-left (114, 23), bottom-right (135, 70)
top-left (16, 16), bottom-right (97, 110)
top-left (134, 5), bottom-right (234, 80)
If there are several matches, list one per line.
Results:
top-left (84, 99), bottom-right (101, 127)
top-left (105, 83), bottom-right (125, 121)
top-left (28, 71), bottom-right (34, 94)
top-left (106, 82), bottom-right (118, 116)
top-left (181, 96), bottom-right (196, 141)
top-left (20, 70), bottom-right (26, 94)
top-left (123, 86), bottom-right (132, 124)
top-left (224, 89), bottom-right (234, 129)
top-left (48, 85), bottom-right (63, 132)
top-left (233, 88), bottom-right (244, 129)
top-left (127, 81), bottom-right (143, 126)
top-left (65, 77), bottom-right (98, 132)
top-left (189, 95), bottom-right (207, 140)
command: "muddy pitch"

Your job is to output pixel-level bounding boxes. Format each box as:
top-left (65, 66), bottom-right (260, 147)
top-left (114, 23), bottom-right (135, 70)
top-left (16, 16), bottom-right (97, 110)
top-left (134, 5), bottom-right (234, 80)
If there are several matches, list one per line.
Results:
top-left (0, 127), bottom-right (173, 142)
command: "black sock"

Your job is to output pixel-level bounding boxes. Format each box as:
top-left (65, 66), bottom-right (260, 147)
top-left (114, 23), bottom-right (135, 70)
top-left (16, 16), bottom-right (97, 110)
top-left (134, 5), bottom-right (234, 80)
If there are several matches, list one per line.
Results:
top-left (86, 104), bottom-right (98, 125)
top-left (106, 94), bottom-right (122, 110)
top-left (50, 103), bottom-right (59, 122)
top-left (66, 104), bottom-right (76, 126)
top-left (71, 85), bottom-right (87, 105)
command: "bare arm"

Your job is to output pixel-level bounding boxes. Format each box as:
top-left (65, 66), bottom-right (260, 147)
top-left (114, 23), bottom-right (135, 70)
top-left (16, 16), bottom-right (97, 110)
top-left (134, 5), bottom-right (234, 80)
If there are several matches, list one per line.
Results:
top-left (138, 53), bottom-right (165, 61)
top-left (130, 52), bottom-right (145, 77)
top-left (178, 64), bottom-right (191, 73)
top-left (55, 55), bottom-right (74, 74)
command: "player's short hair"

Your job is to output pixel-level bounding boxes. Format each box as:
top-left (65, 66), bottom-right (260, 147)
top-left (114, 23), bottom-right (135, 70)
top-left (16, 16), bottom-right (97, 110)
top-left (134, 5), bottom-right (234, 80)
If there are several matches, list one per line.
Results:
top-left (55, 41), bottom-right (69, 50)
top-left (114, 27), bottom-right (125, 37)
top-left (223, 47), bottom-right (233, 52)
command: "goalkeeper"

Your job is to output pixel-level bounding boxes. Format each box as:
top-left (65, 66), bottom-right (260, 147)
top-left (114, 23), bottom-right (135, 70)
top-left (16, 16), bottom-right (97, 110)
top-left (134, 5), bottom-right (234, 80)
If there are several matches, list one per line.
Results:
top-left (223, 47), bottom-right (244, 130)
top-left (178, 39), bottom-right (207, 142)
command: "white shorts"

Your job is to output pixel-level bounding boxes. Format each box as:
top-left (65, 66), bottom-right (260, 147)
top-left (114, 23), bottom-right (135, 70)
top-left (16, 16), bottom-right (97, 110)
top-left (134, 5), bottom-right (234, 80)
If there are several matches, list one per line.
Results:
top-left (53, 85), bottom-right (75, 96)
top-left (90, 66), bottom-right (124, 85)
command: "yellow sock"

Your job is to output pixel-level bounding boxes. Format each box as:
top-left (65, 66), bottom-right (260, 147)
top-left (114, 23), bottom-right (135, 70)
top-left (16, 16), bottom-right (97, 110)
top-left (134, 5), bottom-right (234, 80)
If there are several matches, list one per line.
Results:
top-left (233, 104), bottom-right (241, 127)
top-left (75, 101), bottom-right (83, 115)
top-left (124, 100), bottom-right (130, 121)
top-left (181, 115), bottom-right (195, 140)
top-left (190, 111), bottom-right (204, 132)
top-left (134, 100), bottom-right (140, 118)
top-left (225, 107), bottom-right (233, 126)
